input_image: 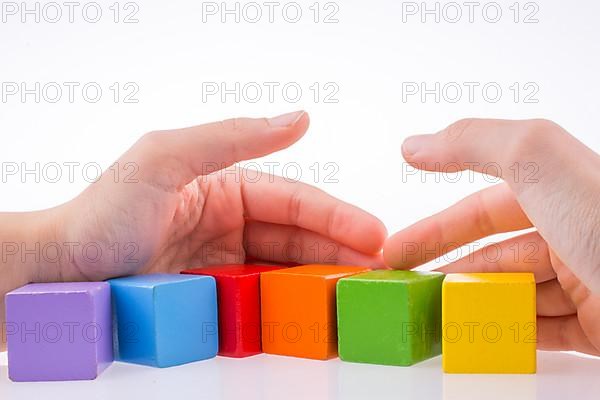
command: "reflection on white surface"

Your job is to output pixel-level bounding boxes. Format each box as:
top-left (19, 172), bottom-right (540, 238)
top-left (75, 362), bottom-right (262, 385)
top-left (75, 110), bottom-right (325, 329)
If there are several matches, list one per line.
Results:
top-left (1, 351), bottom-right (599, 400)
top-left (337, 356), bottom-right (442, 399)
top-left (536, 351), bottom-right (600, 399)
top-left (443, 373), bottom-right (536, 400)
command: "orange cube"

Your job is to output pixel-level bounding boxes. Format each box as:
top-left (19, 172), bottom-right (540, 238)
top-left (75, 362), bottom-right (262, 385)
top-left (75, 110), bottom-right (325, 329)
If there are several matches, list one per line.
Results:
top-left (260, 264), bottom-right (371, 360)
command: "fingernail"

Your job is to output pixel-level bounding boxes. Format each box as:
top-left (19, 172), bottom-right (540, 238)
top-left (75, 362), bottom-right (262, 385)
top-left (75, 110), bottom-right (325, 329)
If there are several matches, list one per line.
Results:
top-left (268, 110), bottom-right (305, 128)
top-left (402, 135), bottom-right (429, 157)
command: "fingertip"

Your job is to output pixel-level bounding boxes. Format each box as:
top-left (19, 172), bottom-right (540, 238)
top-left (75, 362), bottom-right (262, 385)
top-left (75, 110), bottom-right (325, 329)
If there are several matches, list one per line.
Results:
top-left (358, 214), bottom-right (388, 255)
top-left (338, 249), bottom-right (387, 270)
top-left (268, 110), bottom-right (309, 131)
top-left (383, 230), bottom-right (427, 270)
top-left (293, 110), bottom-right (310, 137)
top-left (374, 219), bottom-right (389, 251)
top-left (298, 109), bottom-right (310, 128)
top-left (266, 110), bottom-right (310, 150)
top-left (366, 252), bottom-right (389, 270)
top-left (382, 232), bottom-right (406, 269)
top-left (240, 111), bottom-right (309, 158)
top-left (402, 134), bottom-right (432, 160)
top-left (371, 263), bottom-right (393, 271)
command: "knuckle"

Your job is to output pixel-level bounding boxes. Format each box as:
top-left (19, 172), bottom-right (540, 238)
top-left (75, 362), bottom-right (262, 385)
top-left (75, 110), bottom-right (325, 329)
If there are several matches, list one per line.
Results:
top-left (139, 130), bottom-right (167, 149)
top-left (135, 130), bottom-right (182, 188)
top-left (219, 118), bottom-right (239, 133)
top-left (259, 117), bottom-right (270, 128)
top-left (471, 191), bottom-right (495, 237)
top-left (219, 117), bottom-right (257, 135)
top-left (287, 226), bottom-right (305, 261)
top-left (286, 186), bottom-right (303, 226)
top-left (509, 119), bottom-right (563, 163)
top-left (441, 118), bottom-right (476, 143)
top-left (213, 119), bottom-right (243, 161)
top-left (326, 205), bottom-right (353, 239)
top-left (517, 119), bottom-right (561, 148)
top-left (527, 118), bottom-right (560, 131)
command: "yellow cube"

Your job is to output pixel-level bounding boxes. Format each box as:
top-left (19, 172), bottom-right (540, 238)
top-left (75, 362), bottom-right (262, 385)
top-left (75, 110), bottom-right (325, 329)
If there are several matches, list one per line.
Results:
top-left (442, 273), bottom-right (536, 374)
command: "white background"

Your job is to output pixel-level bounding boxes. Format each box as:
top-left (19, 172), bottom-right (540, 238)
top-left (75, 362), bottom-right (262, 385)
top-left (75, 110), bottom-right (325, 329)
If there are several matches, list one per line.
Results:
top-left (1, 0), bottom-right (600, 398)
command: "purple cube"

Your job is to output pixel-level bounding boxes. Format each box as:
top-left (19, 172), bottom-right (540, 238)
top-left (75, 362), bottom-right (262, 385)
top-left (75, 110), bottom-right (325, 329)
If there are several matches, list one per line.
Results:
top-left (5, 282), bottom-right (113, 381)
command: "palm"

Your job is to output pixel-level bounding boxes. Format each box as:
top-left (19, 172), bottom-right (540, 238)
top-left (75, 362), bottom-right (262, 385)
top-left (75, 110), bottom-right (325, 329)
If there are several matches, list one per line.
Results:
top-left (141, 173), bottom-right (247, 274)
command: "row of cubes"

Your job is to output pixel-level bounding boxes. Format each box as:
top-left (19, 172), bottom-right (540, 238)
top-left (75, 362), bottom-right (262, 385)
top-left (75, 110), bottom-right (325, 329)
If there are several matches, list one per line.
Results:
top-left (4, 264), bottom-right (536, 381)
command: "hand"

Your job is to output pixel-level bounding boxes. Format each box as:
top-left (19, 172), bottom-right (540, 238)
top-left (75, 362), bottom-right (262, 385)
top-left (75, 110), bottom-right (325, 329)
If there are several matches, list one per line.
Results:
top-left (52, 111), bottom-right (386, 281)
top-left (384, 118), bottom-right (600, 356)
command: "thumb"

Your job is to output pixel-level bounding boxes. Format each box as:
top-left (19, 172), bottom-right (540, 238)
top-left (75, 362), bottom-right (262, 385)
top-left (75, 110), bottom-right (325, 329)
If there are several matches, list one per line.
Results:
top-left (126, 110), bottom-right (309, 189)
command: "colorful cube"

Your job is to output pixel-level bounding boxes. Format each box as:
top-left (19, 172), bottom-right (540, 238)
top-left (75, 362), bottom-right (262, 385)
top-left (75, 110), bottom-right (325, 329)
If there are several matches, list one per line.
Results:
top-left (337, 270), bottom-right (444, 366)
top-left (182, 264), bottom-right (284, 357)
top-left (109, 274), bottom-right (218, 367)
top-left (5, 282), bottom-right (113, 381)
top-left (260, 264), bottom-right (370, 360)
top-left (442, 273), bottom-right (536, 374)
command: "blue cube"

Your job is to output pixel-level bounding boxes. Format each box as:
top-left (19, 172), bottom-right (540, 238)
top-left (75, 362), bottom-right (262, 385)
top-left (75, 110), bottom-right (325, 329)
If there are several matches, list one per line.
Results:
top-left (109, 274), bottom-right (218, 367)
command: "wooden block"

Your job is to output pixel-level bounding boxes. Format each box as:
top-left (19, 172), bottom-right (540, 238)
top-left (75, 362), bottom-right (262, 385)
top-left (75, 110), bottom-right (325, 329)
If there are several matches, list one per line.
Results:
top-left (337, 270), bottom-right (444, 366)
top-left (442, 273), bottom-right (536, 374)
top-left (182, 264), bottom-right (284, 357)
top-left (260, 264), bottom-right (370, 360)
top-left (109, 274), bottom-right (218, 367)
top-left (5, 282), bottom-right (113, 381)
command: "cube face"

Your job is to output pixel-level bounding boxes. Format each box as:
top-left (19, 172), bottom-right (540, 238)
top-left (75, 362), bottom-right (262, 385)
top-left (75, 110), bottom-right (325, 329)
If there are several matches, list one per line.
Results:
top-left (5, 282), bottom-right (113, 382)
top-left (260, 264), bottom-right (370, 360)
top-left (337, 271), bottom-right (444, 366)
top-left (110, 274), bottom-right (218, 367)
top-left (182, 264), bottom-right (284, 357)
top-left (442, 273), bottom-right (536, 374)
top-left (109, 284), bottom-right (156, 365)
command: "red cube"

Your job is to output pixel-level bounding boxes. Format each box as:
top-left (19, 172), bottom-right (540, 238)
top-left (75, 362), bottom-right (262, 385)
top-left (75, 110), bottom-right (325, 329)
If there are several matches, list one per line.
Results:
top-left (182, 264), bottom-right (284, 357)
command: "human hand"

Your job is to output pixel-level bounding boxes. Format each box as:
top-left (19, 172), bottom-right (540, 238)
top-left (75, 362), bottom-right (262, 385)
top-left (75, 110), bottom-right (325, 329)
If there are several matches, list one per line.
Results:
top-left (53, 111), bottom-right (386, 281)
top-left (384, 118), bottom-right (600, 356)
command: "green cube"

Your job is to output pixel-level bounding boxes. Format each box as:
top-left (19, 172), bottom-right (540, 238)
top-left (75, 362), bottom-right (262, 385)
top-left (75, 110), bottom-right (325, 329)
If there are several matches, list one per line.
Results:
top-left (336, 270), bottom-right (445, 366)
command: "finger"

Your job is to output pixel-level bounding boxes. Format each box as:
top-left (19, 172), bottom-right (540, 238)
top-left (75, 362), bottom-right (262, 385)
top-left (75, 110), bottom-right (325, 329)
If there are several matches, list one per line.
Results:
top-left (437, 234), bottom-right (577, 316)
top-left (402, 118), bottom-right (600, 294)
top-left (435, 231), bottom-right (555, 282)
top-left (548, 249), bottom-right (593, 309)
top-left (401, 118), bottom-right (579, 188)
top-left (127, 111), bottom-right (310, 188)
top-left (243, 221), bottom-right (385, 267)
top-left (537, 316), bottom-right (600, 356)
top-left (384, 183), bottom-right (531, 268)
top-left (549, 250), bottom-right (600, 350)
top-left (536, 280), bottom-right (577, 317)
top-left (241, 171), bottom-right (387, 255)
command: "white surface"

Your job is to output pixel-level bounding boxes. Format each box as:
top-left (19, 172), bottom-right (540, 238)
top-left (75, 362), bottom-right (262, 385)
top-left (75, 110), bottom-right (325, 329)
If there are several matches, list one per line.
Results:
top-left (1, 351), bottom-right (600, 400)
